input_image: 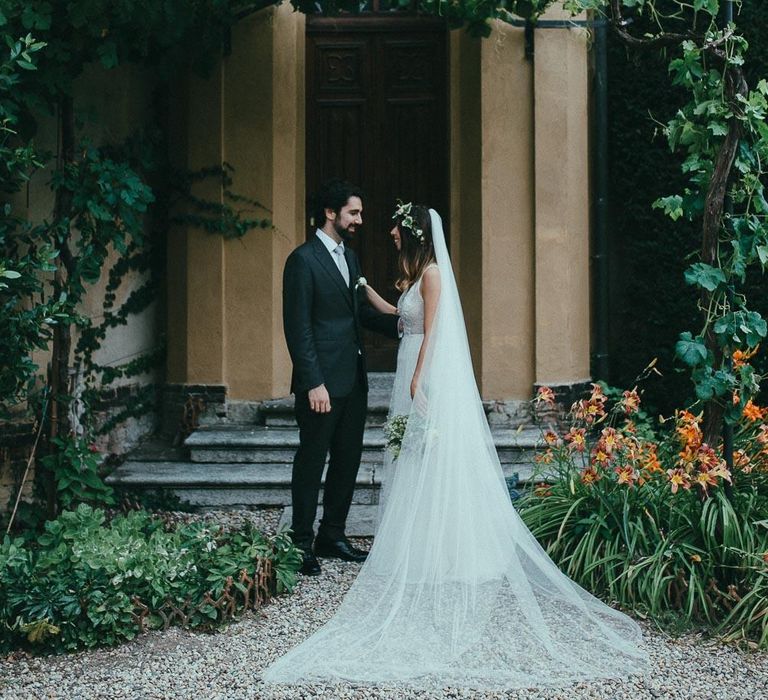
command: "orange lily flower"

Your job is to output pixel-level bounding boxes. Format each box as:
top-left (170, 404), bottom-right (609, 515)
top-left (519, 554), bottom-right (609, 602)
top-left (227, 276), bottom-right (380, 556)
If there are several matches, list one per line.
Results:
top-left (623, 419), bottom-right (638, 434)
top-left (535, 386), bottom-right (556, 406)
top-left (599, 427), bottom-right (621, 455)
top-left (666, 468), bottom-right (691, 494)
top-left (643, 445), bottom-right (663, 473)
top-left (564, 427), bottom-right (587, 452)
top-left (697, 444), bottom-right (719, 469)
top-left (694, 469), bottom-right (718, 494)
top-left (620, 388), bottom-right (641, 414)
top-left (535, 449), bottom-right (555, 464)
top-left (588, 383), bottom-right (608, 403)
top-left (615, 466), bottom-right (638, 486)
top-left (743, 400), bottom-right (765, 422)
top-left (732, 345), bottom-right (759, 369)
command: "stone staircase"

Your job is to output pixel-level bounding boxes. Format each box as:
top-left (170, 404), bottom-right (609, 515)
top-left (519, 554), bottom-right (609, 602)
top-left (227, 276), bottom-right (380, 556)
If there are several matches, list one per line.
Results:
top-left (108, 374), bottom-right (543, 508)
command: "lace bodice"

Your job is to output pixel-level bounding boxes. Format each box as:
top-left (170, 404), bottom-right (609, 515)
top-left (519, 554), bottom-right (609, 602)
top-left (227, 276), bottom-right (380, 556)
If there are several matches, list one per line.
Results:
top-left (397, 265), bottom-right (436, 336)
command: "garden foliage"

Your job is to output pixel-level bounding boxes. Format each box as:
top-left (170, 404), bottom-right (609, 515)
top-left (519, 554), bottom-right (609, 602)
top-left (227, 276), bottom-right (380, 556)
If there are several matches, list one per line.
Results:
top-left (523, 379), bottom-right (768, 649)
top-left (0, 2), bottom-right (274, 519)
top-left (0, 505), bottom-right (302, 653)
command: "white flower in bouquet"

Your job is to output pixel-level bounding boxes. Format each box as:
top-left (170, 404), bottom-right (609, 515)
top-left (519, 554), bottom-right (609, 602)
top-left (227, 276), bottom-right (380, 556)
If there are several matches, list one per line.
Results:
top-left (383, 414), bottom-right (409, 459)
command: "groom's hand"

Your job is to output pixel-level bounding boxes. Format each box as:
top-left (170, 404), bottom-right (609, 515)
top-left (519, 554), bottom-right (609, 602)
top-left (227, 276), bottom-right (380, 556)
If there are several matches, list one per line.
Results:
top-left (308, 384), bottom-right (332, 413)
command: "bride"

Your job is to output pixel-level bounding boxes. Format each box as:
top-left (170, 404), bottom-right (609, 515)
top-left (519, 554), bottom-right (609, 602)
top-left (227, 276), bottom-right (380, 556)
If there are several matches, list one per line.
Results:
top-left (263, 205), bottom-right (648, 690)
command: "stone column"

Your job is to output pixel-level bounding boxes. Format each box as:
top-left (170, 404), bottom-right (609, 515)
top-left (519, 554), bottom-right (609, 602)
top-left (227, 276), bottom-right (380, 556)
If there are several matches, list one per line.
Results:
top-left (166, 5), bottom-right (305, 408)
top-left (533, 8), bottom-right (592, 397)
top-left (270, 4), bottom-right (306, 397)
top-left (479, 22), bottom-right (536, 402)
top-left (222, 4), bottom-right (304, 401)
top-left (167, 66), bottom-right (226, 388)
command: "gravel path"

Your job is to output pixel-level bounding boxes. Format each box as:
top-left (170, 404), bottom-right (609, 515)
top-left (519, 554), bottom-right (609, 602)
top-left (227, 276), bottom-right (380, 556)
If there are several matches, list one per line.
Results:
top-left (2, 510), bottom-right (767, 700)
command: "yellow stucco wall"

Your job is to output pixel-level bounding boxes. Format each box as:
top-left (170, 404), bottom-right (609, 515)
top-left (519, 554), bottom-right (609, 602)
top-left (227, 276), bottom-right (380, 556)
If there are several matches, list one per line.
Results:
top-left (534, 7), bottom-right (592, 386)
top-left (167, 5), bottom-right (304, 400)
top-left (223, 10), bottom-right (275, 398)
top-left (22, 63), bottom-right (161, 389)
top-left (480, 23), bottom-right (536, 401)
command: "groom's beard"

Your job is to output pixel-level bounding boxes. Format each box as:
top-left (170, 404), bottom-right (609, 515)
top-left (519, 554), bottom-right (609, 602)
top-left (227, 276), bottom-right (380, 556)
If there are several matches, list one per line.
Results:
top-left (336, 222), bottom-right (356, 243)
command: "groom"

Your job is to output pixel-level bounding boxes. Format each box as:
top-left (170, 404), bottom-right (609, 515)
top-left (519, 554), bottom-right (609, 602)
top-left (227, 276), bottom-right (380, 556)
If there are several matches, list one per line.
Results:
top-left (283, 178), bottom-right (400, 576)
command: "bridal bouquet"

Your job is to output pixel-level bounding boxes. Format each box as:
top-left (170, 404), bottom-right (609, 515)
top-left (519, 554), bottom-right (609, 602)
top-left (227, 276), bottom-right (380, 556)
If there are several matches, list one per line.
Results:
top-left (383, 414), bottom-right (408, 459)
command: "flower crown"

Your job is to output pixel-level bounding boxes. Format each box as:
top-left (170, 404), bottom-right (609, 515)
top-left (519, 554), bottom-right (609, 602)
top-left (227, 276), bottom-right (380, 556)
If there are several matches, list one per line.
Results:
top-left (392, 200), bottom-right (425, 245)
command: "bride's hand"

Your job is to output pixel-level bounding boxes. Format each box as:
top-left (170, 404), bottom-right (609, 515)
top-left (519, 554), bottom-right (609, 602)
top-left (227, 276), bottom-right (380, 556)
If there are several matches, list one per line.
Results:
top-left (362, 281), bottom-right (399, 315)
top-left (410, 373), bottom-right (419, 399)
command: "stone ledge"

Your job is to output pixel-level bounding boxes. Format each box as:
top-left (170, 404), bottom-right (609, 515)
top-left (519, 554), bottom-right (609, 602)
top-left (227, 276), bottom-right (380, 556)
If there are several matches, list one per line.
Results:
top-left (184, 426), bottom-right (543, 450)
top-left (107, 461), bottom-right (375, 487)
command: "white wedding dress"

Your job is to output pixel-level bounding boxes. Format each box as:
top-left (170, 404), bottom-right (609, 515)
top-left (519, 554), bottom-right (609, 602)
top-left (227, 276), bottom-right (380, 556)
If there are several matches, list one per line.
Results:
top-left (263, 210), bottom-right (648, 690)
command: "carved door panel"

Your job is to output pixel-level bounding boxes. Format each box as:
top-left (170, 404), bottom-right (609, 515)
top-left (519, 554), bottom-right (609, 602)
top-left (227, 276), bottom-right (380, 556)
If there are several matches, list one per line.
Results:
top-left (307, 19), bottom-right (448, 371)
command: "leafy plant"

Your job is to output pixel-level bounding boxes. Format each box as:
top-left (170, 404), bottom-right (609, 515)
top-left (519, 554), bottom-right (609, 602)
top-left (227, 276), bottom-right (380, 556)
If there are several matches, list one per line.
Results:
top-left (0, 34), bottom-right (61, 411)
top-left (0, 504), bottom-right (302, 653)
top-left (39, 435), bottom-right (115, 509)
top-left (525, 376), bottom-right (768, 648)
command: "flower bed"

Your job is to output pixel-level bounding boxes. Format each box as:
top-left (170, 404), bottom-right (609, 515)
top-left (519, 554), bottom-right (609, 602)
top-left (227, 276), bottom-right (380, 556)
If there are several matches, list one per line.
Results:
top-left (520, 380), bottom-right (768, 649)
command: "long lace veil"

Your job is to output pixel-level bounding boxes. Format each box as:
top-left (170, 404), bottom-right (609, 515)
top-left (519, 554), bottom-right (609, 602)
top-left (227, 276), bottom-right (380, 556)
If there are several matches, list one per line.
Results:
top-left (263, 209), bottom-right (647, 689)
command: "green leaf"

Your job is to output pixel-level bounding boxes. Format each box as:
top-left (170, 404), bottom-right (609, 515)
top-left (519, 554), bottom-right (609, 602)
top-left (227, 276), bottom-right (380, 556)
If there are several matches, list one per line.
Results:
top-left (675, 332), bottom-right (709, 367)
top-left (714, 311), bottom-right (768, 347)
top-left (684, 263), bottom-right (726, 292)
top-left (707, 122), bottom-right (729, 136)
top-left (21, 4), bottom-right (52, 31)
top-left (692, 366), bottom-right (734, 400)
top-left (693, 0), bottom-right (719, 14)
top-left (653, 195), bottom-right (684, 221)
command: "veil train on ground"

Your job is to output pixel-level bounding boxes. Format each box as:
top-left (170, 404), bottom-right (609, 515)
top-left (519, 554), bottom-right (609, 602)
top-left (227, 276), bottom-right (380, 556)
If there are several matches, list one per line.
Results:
top-left (262, 209), bottom-right (648, 690)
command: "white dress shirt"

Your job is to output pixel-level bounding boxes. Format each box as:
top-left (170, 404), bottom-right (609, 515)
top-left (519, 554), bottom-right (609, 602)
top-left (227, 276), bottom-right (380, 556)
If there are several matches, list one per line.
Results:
top-left (316, 229), bottom-right (349, 285)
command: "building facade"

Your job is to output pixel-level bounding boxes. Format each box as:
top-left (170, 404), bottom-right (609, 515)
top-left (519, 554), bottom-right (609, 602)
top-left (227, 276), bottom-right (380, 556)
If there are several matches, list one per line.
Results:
top-left (166, 3), bottom-right (594, 412)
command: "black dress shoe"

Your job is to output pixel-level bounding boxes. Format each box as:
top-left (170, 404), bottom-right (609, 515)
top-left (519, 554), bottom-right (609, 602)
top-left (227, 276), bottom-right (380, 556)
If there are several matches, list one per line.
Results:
top-left (314, 537), bottom-right (368, 563)
top-left (299, 550), bottom-right (321, 576)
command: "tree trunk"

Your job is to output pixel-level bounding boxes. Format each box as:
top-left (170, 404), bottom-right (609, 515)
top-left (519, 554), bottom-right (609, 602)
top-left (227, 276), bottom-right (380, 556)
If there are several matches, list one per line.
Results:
top-left (41, 95), bottom-right (76, 519)
top-left (700, 67), bottom-right (747, 446)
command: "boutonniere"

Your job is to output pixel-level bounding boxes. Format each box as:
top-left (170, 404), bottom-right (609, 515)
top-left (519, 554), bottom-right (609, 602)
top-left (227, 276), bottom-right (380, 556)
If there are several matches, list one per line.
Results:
top-left (354, 276), bottom-right (367, 291)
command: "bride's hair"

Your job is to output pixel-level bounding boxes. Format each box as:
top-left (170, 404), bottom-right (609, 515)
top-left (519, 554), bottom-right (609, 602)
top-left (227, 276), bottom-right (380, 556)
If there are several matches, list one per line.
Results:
top-left (394, 204), bottom-right (435, 292)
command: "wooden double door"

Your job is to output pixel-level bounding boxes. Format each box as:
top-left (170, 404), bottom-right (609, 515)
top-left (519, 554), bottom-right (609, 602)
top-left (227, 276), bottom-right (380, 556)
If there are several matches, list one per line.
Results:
top-left (306, 15), bottom-right (449, 371)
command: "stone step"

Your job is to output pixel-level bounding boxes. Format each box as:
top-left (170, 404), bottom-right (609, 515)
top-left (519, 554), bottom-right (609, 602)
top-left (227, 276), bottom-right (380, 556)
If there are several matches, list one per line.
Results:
top-left (107, 461), bottom-right (379, 507)
top-left (183, 426), bottom-right (542, 465)
top-left (259, 372), bottom-right (395, 427)
top-left (107, 455), bottom-right (541, 508)
top-left (260, 396), bottom-right (391, 427)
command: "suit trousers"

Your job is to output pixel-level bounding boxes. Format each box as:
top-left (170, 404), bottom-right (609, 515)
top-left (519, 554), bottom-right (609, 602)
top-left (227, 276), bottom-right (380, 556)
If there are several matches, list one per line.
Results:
top-left (291, 361), bottom-right (367, 550)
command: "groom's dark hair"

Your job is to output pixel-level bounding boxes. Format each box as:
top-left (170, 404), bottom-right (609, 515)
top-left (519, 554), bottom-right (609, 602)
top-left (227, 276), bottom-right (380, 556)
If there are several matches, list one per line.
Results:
top-left (311, 178), bottom-right (364, 226)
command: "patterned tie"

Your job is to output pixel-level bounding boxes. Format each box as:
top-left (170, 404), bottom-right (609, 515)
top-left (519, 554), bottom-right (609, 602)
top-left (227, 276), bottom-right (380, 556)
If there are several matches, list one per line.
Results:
top-left (333, 244), bottom-right (350, 287)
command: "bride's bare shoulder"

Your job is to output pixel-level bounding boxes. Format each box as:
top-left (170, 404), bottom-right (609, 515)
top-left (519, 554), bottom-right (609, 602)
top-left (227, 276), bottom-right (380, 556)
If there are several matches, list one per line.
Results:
top-left (420, 264), bottom-right (441, 298)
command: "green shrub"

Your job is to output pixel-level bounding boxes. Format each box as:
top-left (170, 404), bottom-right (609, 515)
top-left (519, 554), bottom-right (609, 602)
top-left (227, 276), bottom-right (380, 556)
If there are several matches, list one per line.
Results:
top-left (0, 505), bottom-right (302, 653)
top-left (524, 381), bottom-right (768, 649)
top-left (605, 2), bottom-right (768, 412)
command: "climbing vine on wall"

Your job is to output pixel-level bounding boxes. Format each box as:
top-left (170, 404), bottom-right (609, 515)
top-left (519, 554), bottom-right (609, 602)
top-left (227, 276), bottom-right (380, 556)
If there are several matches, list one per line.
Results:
top-left (1, 1), bottom-right (277, 520)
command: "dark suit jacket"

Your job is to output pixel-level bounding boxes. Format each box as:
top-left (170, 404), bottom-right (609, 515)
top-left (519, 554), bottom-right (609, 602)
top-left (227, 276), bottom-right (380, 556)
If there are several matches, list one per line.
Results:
top-left (283, 235), bottom-right (400, 397)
